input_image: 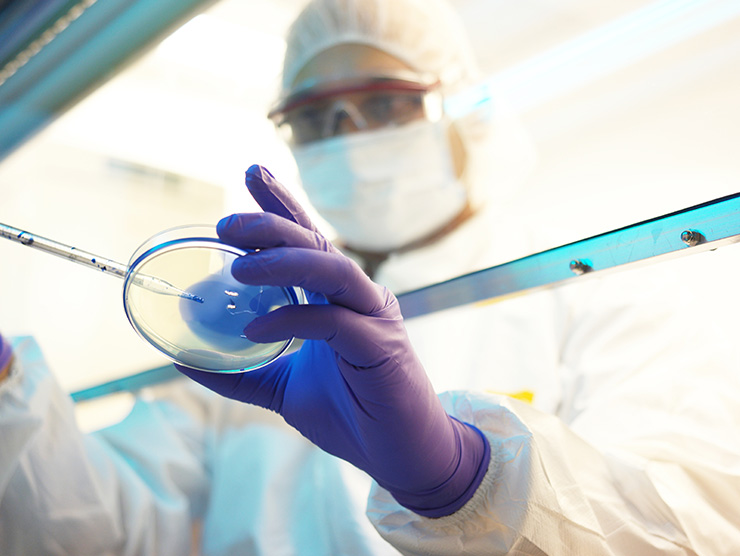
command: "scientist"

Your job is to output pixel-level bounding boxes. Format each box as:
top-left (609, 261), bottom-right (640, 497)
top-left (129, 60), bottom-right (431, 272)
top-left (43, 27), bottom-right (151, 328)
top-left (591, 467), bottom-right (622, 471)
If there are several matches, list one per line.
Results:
top-left (268, 0), bottom-right (536, 288)
top-left (186, 0), bottom-right (740, 552)
top-left (2, 0), bottom-right (740, 555)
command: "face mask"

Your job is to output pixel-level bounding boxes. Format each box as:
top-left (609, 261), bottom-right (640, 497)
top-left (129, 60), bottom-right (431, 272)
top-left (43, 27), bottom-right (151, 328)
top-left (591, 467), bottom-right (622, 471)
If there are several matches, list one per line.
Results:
top-left (291, 119), bottom-right (467, 252)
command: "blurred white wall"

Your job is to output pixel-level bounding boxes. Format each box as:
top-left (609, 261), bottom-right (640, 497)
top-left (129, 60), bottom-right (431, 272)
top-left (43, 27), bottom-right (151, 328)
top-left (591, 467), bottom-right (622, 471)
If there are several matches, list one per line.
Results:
top-left (0, 140), bottom-right (226, 391)
top-left (1, 0), bottom-right (739, 398)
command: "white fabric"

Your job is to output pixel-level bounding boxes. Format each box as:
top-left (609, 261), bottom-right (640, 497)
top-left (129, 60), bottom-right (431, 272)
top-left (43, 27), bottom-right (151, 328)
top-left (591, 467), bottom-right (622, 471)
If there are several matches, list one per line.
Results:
top-left (370, 346), bottom-right (740, 555)
top-left (362, 214), bottom-right (740, 554)
top-left (292, 118), bottom-right (467, 251)
top-left (281, 0), bottom-right (478, 95)
top-left (0, 337), bottom-right (400, 556)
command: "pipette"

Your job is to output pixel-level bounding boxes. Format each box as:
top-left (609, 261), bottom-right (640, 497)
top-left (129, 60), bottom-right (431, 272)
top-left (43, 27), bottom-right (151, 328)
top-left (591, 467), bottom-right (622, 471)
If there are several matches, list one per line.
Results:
top-left (0, 222), bottom-right (204, 303)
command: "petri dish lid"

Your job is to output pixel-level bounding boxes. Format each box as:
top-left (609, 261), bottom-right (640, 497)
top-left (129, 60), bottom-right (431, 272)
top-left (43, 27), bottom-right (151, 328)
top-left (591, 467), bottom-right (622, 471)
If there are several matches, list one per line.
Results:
top-left (123, 225), bottom-right (304, 373)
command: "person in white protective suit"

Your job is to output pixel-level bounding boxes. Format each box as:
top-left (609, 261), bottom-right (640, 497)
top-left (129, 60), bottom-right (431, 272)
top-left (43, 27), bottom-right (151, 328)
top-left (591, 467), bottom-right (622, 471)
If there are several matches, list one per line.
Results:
top-left (2, 0), bottom-right (740, 555)
top-left (262, 0), bottom-right (740, 552)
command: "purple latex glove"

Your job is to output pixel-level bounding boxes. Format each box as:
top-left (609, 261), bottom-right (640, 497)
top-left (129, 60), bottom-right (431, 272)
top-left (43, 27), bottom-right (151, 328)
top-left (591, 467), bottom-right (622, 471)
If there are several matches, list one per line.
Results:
top-left (0, 334), bottom-right (12, 374)
top-left (177, 165), bottom-right (490, 517)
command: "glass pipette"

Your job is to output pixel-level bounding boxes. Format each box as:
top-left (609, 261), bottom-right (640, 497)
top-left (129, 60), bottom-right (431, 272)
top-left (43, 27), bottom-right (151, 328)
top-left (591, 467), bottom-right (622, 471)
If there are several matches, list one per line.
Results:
top-left (0, 222), bottom-right (204, 303)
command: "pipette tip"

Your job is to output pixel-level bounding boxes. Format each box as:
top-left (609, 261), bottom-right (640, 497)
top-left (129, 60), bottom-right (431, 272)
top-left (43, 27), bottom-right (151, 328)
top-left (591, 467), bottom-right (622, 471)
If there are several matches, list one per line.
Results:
top-left (187, 294), bottom-right (205, 304)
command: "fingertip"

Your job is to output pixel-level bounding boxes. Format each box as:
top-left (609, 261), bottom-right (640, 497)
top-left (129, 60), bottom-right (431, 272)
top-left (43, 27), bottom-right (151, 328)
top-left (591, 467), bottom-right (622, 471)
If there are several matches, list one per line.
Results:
top-left (217, 213), bottom-right (238, 236)
top-left (218, 213), bottom-right (261, 245)
top-left (245, 164), bottom-right (266, 178)
top-left (242, 318), bottom-right (263, 342)
top-left (245, 165), bottom-right (276, 190)
top-left (229, 249), bottom-right (261, 279)
top-left (243, 314), bottom-right (291, 344)
top-left (244, 166), bottom-right (264, 195)
top-left (246, 164), bottom-right (261, 176)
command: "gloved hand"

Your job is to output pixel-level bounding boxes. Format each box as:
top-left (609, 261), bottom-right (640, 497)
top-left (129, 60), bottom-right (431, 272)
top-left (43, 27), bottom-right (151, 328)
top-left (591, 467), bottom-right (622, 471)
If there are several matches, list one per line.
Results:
top-left (0, 333), bottom-right (13, 381)
top-left (177, 165), bottom-right (490, 517)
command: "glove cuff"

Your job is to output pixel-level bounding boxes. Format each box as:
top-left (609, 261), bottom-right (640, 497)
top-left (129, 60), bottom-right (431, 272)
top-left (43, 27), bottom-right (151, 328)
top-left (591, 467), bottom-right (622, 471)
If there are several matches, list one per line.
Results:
top-left (391, 419), bottom-right (491, 518)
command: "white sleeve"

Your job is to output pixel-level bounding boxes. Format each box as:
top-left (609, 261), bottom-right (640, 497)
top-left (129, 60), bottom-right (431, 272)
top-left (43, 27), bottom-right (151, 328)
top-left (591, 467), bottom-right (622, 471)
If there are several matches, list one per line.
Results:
top-left (370, 381), bottom-right (740, 555)
top-left (367, 262), bottom-right (740, 555)
top-left (0, 337), bottom-right (209, 556)
top-left (368, 392), bottom-right (722, 555)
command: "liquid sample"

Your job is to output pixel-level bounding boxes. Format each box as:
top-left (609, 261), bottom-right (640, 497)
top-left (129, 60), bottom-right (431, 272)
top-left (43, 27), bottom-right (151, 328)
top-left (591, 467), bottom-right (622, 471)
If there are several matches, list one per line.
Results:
top-left (125, 244), bottom-right (296, 372)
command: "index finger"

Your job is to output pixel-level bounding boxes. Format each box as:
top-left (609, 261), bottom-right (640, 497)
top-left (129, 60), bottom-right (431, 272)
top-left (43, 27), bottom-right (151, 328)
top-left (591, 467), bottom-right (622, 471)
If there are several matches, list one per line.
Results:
top-left (217, 212), bottom-right (336, 254)
top-left (245, 165), bottom-right (320, 234)
top-left (232, 248), bottom-right (388, 316)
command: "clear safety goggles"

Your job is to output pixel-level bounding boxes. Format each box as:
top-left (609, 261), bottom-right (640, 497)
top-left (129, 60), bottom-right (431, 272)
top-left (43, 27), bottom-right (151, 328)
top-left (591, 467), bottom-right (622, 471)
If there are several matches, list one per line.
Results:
top-left (268, 74), bottom-right (443, 145)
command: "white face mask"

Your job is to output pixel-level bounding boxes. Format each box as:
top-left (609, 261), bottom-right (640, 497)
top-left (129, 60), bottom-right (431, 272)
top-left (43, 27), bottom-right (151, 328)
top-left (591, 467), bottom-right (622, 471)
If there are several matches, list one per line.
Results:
top-left (291, 119), bottom-right (468, 252)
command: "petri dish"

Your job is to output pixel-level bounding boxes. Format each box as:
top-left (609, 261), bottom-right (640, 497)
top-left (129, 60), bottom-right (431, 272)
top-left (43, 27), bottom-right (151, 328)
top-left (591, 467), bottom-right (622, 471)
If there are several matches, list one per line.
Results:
top-left (123, 225), bottom-right (304, 373)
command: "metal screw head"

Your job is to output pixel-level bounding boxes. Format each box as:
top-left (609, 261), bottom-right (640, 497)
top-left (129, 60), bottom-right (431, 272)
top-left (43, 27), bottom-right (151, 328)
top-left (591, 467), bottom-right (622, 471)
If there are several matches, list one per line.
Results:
top-left (680, 230), bottom-right (705, 247)
top-left (569, 259), bottom-right (592, 275)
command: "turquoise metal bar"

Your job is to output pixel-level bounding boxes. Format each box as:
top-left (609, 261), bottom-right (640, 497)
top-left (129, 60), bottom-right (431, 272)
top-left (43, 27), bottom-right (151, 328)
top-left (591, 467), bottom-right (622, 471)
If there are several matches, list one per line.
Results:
top-left (71, 364), bottom-right (181, 403)
top-left (0, 0), bottom-right (216, 160)
top-left (397, 192), bottom-right (740, 318)
top-left (71, 192), bottom-right (740, 402)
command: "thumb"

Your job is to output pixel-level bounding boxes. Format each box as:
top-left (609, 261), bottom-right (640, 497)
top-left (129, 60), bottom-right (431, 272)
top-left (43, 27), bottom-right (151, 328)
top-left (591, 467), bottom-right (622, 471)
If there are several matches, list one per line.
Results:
top-left (175, 356), bottom-right (292, 413)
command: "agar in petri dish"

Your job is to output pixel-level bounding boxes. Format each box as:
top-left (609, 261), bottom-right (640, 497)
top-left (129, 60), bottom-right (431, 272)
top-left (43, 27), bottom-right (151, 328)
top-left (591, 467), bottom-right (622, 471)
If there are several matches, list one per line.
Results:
top-left (123, 226), bottom-right (303, 373)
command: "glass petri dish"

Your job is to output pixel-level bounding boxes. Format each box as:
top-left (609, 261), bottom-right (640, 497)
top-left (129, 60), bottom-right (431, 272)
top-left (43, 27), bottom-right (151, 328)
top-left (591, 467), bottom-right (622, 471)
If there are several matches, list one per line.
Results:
top-left (123, 225), bottom-right (304, 373)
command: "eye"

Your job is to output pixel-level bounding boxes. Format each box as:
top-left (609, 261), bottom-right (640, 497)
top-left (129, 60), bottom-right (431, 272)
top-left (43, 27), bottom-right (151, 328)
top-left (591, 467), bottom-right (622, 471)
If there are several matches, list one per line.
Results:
top-left (361, 95), bottom-right (396, 122)
top-left (361, 94), bottom-right (424, 125)
top-left (291, 105), bottom-right (326, 128)
top-left (284, 104), bottom-right (329, 143)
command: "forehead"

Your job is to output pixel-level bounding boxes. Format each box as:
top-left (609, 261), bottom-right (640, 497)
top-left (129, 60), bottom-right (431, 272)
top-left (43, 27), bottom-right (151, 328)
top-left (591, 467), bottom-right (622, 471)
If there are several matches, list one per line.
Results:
top-left (291, 43), bottom-right (415, 91)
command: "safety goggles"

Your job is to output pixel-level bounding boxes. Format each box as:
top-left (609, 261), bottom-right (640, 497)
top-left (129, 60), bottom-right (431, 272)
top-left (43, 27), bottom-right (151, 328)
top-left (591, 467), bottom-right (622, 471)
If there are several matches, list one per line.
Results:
top-left (268, 74), bottom-right (443, 145)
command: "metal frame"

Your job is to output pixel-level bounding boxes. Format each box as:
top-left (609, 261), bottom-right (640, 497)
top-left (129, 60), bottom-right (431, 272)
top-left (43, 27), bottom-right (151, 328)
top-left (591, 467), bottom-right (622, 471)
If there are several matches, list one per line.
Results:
top-left (0, 0), bottom-right (217, 161)
top-left (397, 192), bottom-right (740, 318)
top-left (72, 192), bottom-right (740, 402)
top-left (71, 363), bottom-right (181, 403)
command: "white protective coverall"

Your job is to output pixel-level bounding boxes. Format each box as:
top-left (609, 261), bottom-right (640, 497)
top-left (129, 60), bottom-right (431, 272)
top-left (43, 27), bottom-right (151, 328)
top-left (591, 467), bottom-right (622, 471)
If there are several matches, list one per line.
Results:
top-left (2, 207), bottom-right (739, 555)
top-left (366, 207), bottom-right (740, 555)
top-left (0, 336), bottom-right (398, 556)
top-left (271, 0), bottom-right (740, 548)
